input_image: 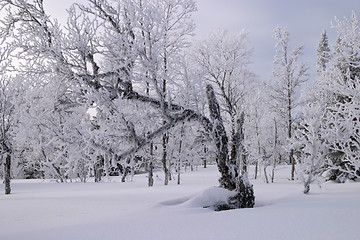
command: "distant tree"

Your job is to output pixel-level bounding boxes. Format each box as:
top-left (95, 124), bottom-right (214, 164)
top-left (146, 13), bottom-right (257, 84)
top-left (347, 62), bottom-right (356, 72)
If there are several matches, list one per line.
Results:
top-left (317, 30), bottom-right (331, 75)
top-left (271, 26), bottom-right (309, 180)
top-left (244, 82), bottom-right (281, 182)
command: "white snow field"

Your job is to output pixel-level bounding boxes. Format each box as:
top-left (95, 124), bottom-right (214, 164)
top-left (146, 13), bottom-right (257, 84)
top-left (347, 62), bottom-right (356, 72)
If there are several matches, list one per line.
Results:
top-left (1, 165), bottom-right (359, 240)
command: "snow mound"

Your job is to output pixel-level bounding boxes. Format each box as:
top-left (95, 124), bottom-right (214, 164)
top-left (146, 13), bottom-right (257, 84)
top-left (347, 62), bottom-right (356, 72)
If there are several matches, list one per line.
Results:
top-left (159, 196), bottom-right (192, 206)
top-left (182, 186), bottom-right (236, 209)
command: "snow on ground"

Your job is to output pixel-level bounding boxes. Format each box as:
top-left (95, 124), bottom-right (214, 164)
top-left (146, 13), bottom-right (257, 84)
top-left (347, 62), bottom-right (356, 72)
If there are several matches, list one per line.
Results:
top-left (0, 165), bottom-right (359, 240)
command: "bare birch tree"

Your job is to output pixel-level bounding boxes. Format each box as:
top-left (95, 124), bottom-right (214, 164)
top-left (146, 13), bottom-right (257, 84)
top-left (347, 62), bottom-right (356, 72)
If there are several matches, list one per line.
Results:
top-left (271, 26), bottom-right (309, 180)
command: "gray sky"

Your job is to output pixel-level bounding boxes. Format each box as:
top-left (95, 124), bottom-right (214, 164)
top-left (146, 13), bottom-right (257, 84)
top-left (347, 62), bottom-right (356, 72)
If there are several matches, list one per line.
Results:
top-left (193, 0), bottom-right (360, 82)
top-left (45, 0), bottom-right (360, 82)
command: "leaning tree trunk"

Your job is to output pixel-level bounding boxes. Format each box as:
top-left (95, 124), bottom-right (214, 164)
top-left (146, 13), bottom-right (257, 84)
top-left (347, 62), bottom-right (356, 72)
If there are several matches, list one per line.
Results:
top-left (206, 85), bottom-right (255, 209)
top-left (4, 152), bottom-right (11, 195)
top-left (206, 85), bottom-right (236, 190)
top-left (232, 112), bottom-right (247, 174)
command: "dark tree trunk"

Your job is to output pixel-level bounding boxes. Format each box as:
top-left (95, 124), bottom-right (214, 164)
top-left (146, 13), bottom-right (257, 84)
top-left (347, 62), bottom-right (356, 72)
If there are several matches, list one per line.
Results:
top-left (241, 155), bottom-right (247, 174)
top-left (229, 115), bottom-right (238, 166)
top-left (94, 164), bottom-right (102, 182)
top-left (206, 85), bottom-right (255, 209)
top-left (229, 174), bottom-right (255, 209)
top-left (288, 96), bottom-right (295, 180)
top-left (206, 85), bottom-right (236, 190)
top-left (148, 142), bottom-right (154, 187)
top-left (229, 112), bottom-right (247, 174)
top-left (121, 166), bottom-right (128, 182)
top-left (264, 165), bottom-right (269, 184)
top-left (290, 150), bottom-right (295, 180)
top-left (203, 146), bottom-right (207, 168)
top-left (271, 165), bottom-right (276, 183)
top-left (52, 164), bottom-right (64, 183)
top-left (177, 125), bottom-right (184, 185)
top-left (177, 166), bottom-right (181, 185)
top-left (162, 133), bottom-right (169, 185)
top-left (94, 155), bottom-right (104, 182)
top-left (162, 47), bottom-right (170, 186)
top-left (4, 153), bottom-right (11, 195)
top-left (272, 119), bottom-right (278, 183)
top-left (254, 161), bottom-right (258, 179)
top-left (169, 170), bottom-right (173, 180)
top-left (254, 120), bottom-right (261, 179)
top-left (148, 162), bottom-right (154, 187)
top-left (304, 182), bottom-right (310, 194)
top-left (239, 114), bottom-right (247, 174)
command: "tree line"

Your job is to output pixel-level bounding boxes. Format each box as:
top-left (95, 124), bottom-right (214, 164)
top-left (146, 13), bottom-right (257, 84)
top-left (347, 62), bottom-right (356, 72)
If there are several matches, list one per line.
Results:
top-left (0, 0), bottom-right (359, 209)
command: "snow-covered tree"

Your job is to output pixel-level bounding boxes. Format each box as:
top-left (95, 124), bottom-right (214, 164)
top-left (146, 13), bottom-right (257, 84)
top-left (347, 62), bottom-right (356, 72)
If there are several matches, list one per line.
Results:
top-left (0, 76), bottom-right (14, 194)
top-left (243, 82), bottom-right (280, 182)
top-left (0, 39), bottom-right (15, 194)
top-left (294, 12), bottom-right (360, 185)
top-left (192, 29), bottom-right (256, 174)
top-left (0, 0), bottom-right (255, 209)
top-left (292, 102), bottom-right (328, 193)
top-left (318, 12), bottom-right (360, 182)
top-left (13, 72), bottom-right (93, 182)
top-left (206, 84), bottom-right (254, 209)
top-left (317, 30), bottom-right (331, 75)
top-left (271, 26), bottom-right (309, 180)
top-left (134, 0), bottom-right (197, 185)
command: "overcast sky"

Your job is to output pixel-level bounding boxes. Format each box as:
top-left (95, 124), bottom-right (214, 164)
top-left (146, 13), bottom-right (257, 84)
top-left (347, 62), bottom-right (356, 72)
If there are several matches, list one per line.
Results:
top-left (45, 0), bottom-right (360, 82)
top-left (193, 0), bottom-right (360, 82)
